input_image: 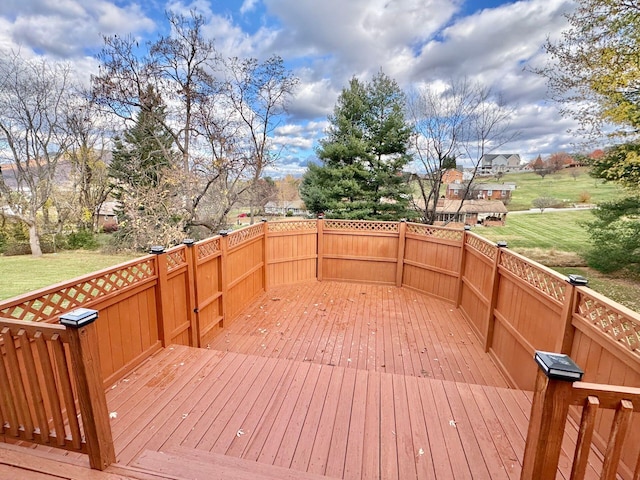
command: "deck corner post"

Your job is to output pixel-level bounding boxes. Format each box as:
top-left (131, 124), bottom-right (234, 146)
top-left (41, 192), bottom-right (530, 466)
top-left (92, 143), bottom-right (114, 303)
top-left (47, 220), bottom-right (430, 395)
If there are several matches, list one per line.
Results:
top-left (395, 220), bottom-right (407, 287)
top-left (521, 351), bottom-right (583, 480)
top-left (219, 231), bottom-right (229, 327)
top-left (60, 309), bottom-right (116, 471)
top-left (317, 217), bottom-right (324, 282)
top-left (183, 239), bottom-right (200, 348)
top-left (454, 228), bottom-right (469, 307)
top-left (151, 246), bottom-right (171, 346)
top-left (483, 242), bottom-right (503, 352)
top-left (262, 219), bottom-right (270, 292)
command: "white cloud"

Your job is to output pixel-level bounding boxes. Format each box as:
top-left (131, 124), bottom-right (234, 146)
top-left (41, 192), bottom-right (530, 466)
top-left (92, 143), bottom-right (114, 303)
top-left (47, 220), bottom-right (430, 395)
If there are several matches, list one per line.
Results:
top-left (0, 0), bottom-right (594, 174)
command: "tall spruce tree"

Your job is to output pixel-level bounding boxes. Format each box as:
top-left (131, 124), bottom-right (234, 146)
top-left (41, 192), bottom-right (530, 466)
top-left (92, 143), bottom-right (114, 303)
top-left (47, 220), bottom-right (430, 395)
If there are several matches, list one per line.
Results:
top-left (301, 72), bottom-right (413, 220)
top-left (109, 85), bottom-right (185, 249)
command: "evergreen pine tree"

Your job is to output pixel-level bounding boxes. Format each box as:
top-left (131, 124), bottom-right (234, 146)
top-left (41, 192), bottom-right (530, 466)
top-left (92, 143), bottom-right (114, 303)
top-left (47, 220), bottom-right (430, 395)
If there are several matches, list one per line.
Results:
top-left (109, 85), bottom-right (184, 249)
top-left (301, 72), bottom-right (414, 220)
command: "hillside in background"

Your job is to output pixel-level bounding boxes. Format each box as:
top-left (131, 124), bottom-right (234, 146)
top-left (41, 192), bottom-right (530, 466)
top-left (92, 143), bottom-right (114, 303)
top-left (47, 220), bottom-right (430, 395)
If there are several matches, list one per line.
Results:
top-left (484, 167), bottom-right (622, 211)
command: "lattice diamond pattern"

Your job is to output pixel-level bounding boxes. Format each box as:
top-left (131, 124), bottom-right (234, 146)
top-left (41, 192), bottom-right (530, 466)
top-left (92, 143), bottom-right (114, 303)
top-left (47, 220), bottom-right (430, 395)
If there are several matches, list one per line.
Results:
top-left (578, 295), bottom-right (640, 354)
top-left (499, 252), bottom-right (566, 302)
top-left (465, 235), bottom-right (497, 260)
top-left (197, 238), bottom-right (221, 260)
top-left (324, 220), bottom-right (399, 232)
top-left (167, 249), bottom-right (187, 272)
top-left (228, 223), bottom-right (264, 249)
top-left (406, 223), bottom-right (463, 241)
top-left (0, 258), bottom-right (155, 322)
top-left (269, 220), bottom-right (317, 232)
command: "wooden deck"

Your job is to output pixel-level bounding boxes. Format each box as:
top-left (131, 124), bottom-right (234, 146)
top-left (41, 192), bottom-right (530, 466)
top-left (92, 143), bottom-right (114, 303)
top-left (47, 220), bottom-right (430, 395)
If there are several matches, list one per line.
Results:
top-left (207, 281), bottom-right (509, 387)
top-left (2, 282), bottom-right (607, 479)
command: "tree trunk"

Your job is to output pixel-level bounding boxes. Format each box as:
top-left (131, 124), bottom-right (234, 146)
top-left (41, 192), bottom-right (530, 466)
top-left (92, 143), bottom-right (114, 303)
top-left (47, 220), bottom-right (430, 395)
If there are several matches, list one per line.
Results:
top-left (28, 221), bottom-right (43, 257)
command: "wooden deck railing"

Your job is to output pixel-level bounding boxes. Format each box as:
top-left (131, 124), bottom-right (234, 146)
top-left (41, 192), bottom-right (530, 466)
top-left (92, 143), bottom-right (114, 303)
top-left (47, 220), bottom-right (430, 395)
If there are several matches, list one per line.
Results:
top-left (0, 312), bottom-right (115, 470)
top-left (0, 218), bottom-right (638, 474)
top-left (522, 352), bottom-right (640, 480)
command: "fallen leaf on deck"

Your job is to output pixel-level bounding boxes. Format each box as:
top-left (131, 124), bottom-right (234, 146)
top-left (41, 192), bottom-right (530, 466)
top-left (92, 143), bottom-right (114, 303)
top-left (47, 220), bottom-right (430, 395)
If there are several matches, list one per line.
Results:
top-left (449, 420), bottom-right (457, 428)
top-left (237, 429), bottom-right (245, 437)
top-left (109, 412), bottom-right (117, 419)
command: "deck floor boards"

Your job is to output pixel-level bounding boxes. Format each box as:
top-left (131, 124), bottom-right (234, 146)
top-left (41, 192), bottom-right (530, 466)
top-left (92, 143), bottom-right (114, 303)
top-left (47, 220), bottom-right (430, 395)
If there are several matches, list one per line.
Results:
top-left (4, 281), bottom-right (607, 479)
top-left (209, 281), bottom-right (510, 386)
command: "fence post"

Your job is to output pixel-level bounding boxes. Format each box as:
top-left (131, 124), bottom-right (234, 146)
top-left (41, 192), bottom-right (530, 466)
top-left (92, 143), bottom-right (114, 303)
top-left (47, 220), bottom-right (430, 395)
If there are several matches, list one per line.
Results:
top-left (521, 351), bottom-right (583, 480)
top-left (396, 220), bottom-right (407, 287)
top-left (484, 241), bottom-right (506, 352)
top-left (183, 239), bottom-right (199, 348)
top-left (60, 309), bottom-right (115, 471)
top-left (219, 231), bottom-right (229, 328)
top-left (317, 217), bottom-right (324, 282)
top-left (262, 219), bottom-right (270, 291)
top-left (151, 246), bottom-right (171, 346)
top-left (560, 275), bottom-right (588, 354)
top-left (455, 226), bottom-right (470, 307)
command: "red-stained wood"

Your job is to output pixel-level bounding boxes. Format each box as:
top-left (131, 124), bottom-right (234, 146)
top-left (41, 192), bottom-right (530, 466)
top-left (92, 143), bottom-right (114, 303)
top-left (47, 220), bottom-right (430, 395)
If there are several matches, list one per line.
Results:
top-left (207, 281), bottom-right (510, 387)
top-left (5, 276), bottom-right (632, 480)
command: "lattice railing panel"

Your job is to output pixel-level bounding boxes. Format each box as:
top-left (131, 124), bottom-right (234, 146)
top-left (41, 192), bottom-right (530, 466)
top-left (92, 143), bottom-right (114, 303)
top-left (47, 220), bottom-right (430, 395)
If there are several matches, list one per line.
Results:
top-left (0, 259), bottom-right (156, 322)
top-left (465, 234), bottom-right (497, 261)
top-left (166, 247), bottom-right (187, 272)
top-left (323, 219), bottom-right (399, 233)
top-left (197, 237), bottom-right (221, 260)
top-left (269, 220), bottom-right (318, 232)
top-left (227, 223), bottom-right (264, 249)
top-left (499, 251), bottom-right (566, 302)
top-left (406, 223), bottom-right (464, 241)
top-left (576, 291), bottom-right (640, 356)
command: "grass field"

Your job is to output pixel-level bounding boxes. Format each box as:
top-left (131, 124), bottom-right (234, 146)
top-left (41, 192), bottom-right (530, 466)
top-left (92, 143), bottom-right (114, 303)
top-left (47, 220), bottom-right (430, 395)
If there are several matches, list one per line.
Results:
top-left (0, 251), bottom-right (138, 301)
top-left (495, 168), bottom-right (622, 211)
top-left (474, 209), bottom-right (595, 255)
top-left (475, 210), bottom-right (640, 312)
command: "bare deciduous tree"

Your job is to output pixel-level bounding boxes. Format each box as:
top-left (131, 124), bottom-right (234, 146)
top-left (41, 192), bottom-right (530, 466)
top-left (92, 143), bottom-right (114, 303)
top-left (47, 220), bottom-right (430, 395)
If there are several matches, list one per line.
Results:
top-left (407, 79), bottom-right (517, 224)
top-left (0, 54), bottom-right (73, 256)
top-left (223, 55), bottom-right (298, 223)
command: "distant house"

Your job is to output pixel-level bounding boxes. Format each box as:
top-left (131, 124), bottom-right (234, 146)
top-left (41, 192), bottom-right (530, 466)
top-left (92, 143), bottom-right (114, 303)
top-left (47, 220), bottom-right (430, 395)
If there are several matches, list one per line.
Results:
top-left (479, 154), bottom-right (522, 175)
top-left (264, 200), bottom-right (307, 216)
top-left (435, 199), bottom-right (508, 226)
top-left (97, 201), bottom-right (119, 228)
top-left (446, 182), bottom-right (516, 201)
top-left (441, 169), bottom-right (464, 184)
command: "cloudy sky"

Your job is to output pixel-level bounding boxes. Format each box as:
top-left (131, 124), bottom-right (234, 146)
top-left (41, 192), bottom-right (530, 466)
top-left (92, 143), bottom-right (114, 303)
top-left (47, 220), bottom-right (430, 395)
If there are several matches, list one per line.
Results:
top-left (0, 0), bottom-right (580, 176)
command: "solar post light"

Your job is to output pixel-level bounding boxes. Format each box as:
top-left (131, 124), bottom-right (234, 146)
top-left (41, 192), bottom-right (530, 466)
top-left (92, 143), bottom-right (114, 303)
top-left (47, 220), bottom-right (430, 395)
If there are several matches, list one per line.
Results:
top-left (534, 351), bottom-right (584, 382)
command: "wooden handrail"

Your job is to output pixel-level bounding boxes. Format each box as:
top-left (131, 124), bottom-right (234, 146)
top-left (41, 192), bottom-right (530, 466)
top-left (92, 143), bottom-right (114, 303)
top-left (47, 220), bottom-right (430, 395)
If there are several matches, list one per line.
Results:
top-left (0, 312), bottom-right (115, 470)
top-left (521, 352), bottom-right (640, 480)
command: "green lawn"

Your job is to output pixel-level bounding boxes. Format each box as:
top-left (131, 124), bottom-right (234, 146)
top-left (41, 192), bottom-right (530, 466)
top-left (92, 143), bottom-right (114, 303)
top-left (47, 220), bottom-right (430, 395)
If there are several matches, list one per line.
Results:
top-left (495, 168), bottom-right (622, 211)
top-left (474, 209), bottom-right (594, 254)
top-left (475, 210), bottom-right (640, 312)
top-left (0, 251), bottom-right (138, 301)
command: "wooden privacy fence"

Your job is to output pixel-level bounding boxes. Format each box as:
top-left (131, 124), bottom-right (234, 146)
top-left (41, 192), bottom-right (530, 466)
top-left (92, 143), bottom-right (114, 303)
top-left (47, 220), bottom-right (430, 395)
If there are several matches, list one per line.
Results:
top-left (0, 314), bottom-right (115, 470)
top-left (0, 219), bottom-right (638, 474)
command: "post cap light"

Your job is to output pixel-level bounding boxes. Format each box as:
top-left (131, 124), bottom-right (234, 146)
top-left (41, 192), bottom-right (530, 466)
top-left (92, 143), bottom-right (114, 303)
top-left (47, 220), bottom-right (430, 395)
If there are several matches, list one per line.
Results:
top-left (534, 351), bottom-right (584, 382)
top-left (464, 225), bottom-right (471, 231)
top-left (183, 238), bottom-right (195, 246)
top-left (60, 308), bottom-right (98, 328)
top-left (150, 245), bottom-right (165, 254)
top-left (219, 230), bottom-right (229, 237)
top-left (568, 274), bottom-right (588, 286)
top-left (497, 240), bottom-right (508, 248)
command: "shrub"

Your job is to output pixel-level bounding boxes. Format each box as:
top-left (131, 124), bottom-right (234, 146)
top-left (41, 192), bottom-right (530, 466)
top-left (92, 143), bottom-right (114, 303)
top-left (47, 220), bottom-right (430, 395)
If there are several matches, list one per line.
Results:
top-left (101, 220), bottom-right (119, 233)
top-left (578, 191), bottom-right (592, 203)
top-left (66, 229), bottom-right (98, 250)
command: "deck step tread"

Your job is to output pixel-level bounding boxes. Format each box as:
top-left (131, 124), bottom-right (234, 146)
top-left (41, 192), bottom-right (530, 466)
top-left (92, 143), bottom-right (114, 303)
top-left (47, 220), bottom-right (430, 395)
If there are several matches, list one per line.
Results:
top-left (131, 446), bottom-right (340, 480)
